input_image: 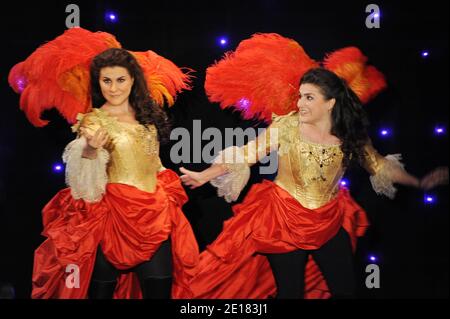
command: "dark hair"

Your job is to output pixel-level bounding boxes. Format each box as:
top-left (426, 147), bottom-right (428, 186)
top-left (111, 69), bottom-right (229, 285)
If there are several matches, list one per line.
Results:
top-left (300, 68), bottom-right (370, 167)
top-left (90, 48), bottom-right (171, 143)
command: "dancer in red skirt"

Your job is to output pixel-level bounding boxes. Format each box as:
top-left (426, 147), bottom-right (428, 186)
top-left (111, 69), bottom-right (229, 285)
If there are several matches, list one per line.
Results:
top-left (179, 34), bottom-right (443, 299)
top-left (8, 28), bottom-right (198, 299)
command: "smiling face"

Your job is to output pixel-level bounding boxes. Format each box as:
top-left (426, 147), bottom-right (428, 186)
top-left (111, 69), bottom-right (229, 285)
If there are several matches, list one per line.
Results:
top-left (297, 83), bottom-right (335, 124)
top-left (99, 66), bottom-right (134, 107)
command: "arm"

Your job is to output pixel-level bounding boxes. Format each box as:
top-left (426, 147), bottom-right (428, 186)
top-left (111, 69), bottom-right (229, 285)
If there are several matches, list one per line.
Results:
top-left (179, 163), bottom-right (228, 188)
top-left (420, 166), bottom-right (449, 190)
top-left (386, 163), bottom-right (420, 187)
top-left (362, 140), bottom-right (420, 199)
top-left (180, 122), bottom-right (280, 202)
top-left (63, 113), bottom-right (110, 202)
top-left (74, 113), bottom-right (110, 159)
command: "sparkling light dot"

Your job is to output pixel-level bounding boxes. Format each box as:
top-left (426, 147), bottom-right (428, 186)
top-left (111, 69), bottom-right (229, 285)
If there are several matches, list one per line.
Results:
top-left (434, 126), bottom-right (445, 135)
top-left (380, 128), bottom-right (391, 137)
top-left (424, 194), bottom-right (436, 204)
top-left (105, 11), bottom-right (118, 22)
top-left (340, 179), bottom-right (349, 187)
top-left (53, 164), bottom-right (63, 173)
top-left (218, 37), bottom-right (228, 46)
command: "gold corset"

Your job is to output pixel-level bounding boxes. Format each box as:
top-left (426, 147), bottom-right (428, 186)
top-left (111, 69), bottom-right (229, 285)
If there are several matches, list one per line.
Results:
top-left (73, 109), bottom-right (162, 193)
top-left (271, 112), bottom-right (389, 208)
top-left (239, 112), bottom-right (344, 209)
top-left (218, 111), bottom-right (392, 205)
top-left (275, 137), bottom-right (344, 209)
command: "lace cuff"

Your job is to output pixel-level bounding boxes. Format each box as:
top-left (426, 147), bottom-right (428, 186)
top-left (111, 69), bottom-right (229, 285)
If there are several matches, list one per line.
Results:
top-left (210, 146), bottom-right (251, 203)
top-left (62, 137), bottom-right (110, 203)
top-left (369, 154), bottom-right (404, 199)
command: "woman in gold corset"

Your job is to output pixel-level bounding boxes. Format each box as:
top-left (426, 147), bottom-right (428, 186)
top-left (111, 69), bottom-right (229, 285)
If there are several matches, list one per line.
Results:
top-left (178, 68), bottom-right (441, 299)
top-left (29, 48), bottom-right (198, 299)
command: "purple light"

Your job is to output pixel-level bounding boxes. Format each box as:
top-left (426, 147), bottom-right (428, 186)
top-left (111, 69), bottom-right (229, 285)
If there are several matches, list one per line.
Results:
top-left (53, 164), bottom-right (63, 173)
top-left (16, 77), bottom-right (27, 93)
top-left (105, 11), bottom-right (118, 22)
top-left (424, 195), bottom-right (435, 204)
top-left (340, 179), bottom-right (349, 187)
top-left (421, 51), bottom-right (429, 58)
top-left (380, 128), bottom-right (390, 137)
top-left (218, 37), bottom-right (228, 46)
top-left (374, 13), bottom-right (380, 18)
top-left (237, 98), bottom-right (251, 110)
top-left (369, 255), bottom-right (377, 262)
top-left (434, 126), bottom-right (445, 135)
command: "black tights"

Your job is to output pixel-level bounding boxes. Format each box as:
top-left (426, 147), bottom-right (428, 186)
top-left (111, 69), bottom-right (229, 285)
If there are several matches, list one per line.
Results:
top-left (266, 228), bottom-right (356, 299)
top-left (88, 240), bottom-right (173, 299)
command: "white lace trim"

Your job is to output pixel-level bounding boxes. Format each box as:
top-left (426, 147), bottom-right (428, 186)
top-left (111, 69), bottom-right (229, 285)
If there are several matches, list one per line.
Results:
top-left (62, 137), bottom-right (110, 203)
top-left (210, 146), bottom-right (250, 203)
top-left (369, 154), bottom-right (404, 199)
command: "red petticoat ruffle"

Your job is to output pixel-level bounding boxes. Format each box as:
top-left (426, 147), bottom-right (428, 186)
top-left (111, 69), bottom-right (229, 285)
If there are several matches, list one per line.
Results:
top-left (180, 180), bottom-right (369, 299)
top-left (32, 169), bottom-right (198, 299)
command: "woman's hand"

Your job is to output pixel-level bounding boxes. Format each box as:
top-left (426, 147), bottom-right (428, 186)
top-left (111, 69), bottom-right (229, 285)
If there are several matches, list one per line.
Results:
top-left (180, 164), bottom-right (228, 189)
top-left (179, 167), bottom-right (207, 189)
top-left (81, 127), bottom-right (109, 149)
top-left (80, 127), bottom-right (109, 159)
top-left (420, 166), bottom-right (449, 190)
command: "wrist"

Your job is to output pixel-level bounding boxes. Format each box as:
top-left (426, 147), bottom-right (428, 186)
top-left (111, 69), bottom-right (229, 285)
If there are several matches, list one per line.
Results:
top-left (86, 144), bottom-right (98, 151)
top-left (413, 177), bottom-right (421, 188)
top-left (202, 164), bottom-right (226, 182)
top-left (82, 146), bottom-right (98, 159)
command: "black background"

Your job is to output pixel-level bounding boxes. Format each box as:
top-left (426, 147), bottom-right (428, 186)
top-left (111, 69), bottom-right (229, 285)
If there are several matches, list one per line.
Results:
top-left (0, 0), bottom-right (448, 299)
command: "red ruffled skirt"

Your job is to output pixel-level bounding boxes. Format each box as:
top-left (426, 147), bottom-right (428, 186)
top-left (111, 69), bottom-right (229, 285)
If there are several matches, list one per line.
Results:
top-left (181, 180), bottom-right (369, 299)
top-left (32, 169), bottom-right (199, 299)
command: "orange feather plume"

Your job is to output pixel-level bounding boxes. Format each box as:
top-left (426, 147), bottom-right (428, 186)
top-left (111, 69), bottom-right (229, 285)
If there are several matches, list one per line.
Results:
top-left (205, 33), bottom-right (386, 122)
top-left (8, 28), bottom-right (192, 127)
top-left (323, 47), bottom-right (387, 104)
top-left (205, 33), bottom-right (318, 122)
top-left (131, 50), bottom-right (193, 107)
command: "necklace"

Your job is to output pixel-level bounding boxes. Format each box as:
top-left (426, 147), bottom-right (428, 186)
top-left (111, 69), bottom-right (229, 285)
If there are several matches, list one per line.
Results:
top-left (308, 147), bottom-right (338, 181)
top-left (298, 122), bottom-right (340, 182)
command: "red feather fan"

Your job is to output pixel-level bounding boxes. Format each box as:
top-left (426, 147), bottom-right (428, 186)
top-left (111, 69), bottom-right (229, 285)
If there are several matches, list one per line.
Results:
top-left (131, 50), bottom-right (193, 107)
top-left (8, 28), bottom-right (192, 127)
top-left (205, 33), bottom-right (318, 122)
top-left (323, 47), bottom-right (387, 104)
top-left (205, 33), bottom-right (386, 122)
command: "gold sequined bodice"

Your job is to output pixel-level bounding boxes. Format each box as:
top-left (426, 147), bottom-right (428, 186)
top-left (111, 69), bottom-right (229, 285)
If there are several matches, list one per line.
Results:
top-left (240, 112), bottom-right (345, 209)
top-left (271, 113), bottom-right (344, 209)
top-left (73, 109), bottom-right (162, 193)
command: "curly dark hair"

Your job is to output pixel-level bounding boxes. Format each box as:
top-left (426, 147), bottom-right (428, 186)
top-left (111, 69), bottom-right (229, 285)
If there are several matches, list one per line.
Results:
top-left (90, 48), bottom-right (171, 143)
top-left (300, 68), bottom-right (370, 167)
